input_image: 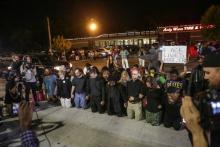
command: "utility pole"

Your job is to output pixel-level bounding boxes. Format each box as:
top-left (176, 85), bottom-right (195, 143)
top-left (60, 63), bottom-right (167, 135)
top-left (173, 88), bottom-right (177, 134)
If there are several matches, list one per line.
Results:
top-left (47, 17), bottom-right (52, 54)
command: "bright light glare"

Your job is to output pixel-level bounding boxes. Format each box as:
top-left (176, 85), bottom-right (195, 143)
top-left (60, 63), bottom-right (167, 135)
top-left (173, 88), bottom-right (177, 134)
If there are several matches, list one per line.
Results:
top-left (89, 23), bottom-right (97, 31)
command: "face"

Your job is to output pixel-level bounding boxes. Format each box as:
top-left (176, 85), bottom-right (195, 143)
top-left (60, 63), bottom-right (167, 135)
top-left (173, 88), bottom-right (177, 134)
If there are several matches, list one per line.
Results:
top-left (59, 72), bottom-right (65, 79)
top-left (204, 67), bottom-right (220, 88)
top-left (170, 73), bottom-right (178, 81)
top-left (131, 70), bottom-right (139, 80)
top-left (26, 56), bottom-right (31, 63)
top-left (75, 69), bottom-right (81, 77)
top-left (146, 82), bottom-right (152, 88)
top-left (168, 92), bottom-right (180, 102)
top-left (90, 72), bottom-right (97, 78)
top-left (150, 69), bottom-right (155, 77)
top-left (102, 71), bottom-right (109, 80)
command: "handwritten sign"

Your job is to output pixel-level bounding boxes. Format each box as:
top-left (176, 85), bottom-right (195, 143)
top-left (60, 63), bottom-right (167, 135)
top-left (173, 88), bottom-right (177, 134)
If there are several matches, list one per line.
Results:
top-left (161, 46), bottom-right (187, 64)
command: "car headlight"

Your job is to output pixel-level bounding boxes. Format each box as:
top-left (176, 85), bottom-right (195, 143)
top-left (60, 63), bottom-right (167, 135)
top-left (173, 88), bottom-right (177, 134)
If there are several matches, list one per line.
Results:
top-left (8, 66), bottom-right (12, 70)
top-left (69, 63), bottom-right (73, 68)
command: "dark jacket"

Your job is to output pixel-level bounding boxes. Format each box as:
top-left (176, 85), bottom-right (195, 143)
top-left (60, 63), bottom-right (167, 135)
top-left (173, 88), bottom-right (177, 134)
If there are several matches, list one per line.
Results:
top-left (189, 65), bottom-right (207, 96)
top-left (127, 79), bottom-right (145, 103)
top-left (57, 77), bottom-right (72, 98)
top-left (163, 96), bottom-right (181, 121)
top-left (118, 82), bottom-right (128, 102)
top-left (106, 84), bottom-right (123, 114)
top-left (87, 76), bottom-right (105, 101)
top-left (145, 88), bottom-right (164, 113)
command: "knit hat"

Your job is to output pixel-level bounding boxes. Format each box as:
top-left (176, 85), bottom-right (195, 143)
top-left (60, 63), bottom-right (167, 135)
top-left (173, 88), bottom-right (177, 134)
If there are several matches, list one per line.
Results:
top-left (203, 53), bottom-right (220, 67)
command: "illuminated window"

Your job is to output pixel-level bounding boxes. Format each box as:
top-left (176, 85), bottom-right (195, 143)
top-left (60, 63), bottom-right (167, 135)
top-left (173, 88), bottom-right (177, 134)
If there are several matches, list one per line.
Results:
top-left (134, 39), bottom-right (138, 45)
top-left (143, 38), bottom-right (149, 44)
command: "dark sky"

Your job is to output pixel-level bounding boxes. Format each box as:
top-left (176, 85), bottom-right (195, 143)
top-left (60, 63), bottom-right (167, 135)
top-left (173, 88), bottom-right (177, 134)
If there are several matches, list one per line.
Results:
top-left (0, 0), bottom-right (219, 49)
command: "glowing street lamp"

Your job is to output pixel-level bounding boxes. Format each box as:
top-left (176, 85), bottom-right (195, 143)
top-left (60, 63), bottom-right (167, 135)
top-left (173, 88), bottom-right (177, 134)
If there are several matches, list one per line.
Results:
top-left (89, 22), bottom-right (97, 32)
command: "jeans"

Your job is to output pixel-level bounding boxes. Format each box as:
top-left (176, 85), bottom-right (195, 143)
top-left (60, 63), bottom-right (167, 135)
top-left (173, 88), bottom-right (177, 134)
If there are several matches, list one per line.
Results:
top-left (74, 93), bottom-right (86, 108)
top-left (25, 82), bottom-right (37, 102)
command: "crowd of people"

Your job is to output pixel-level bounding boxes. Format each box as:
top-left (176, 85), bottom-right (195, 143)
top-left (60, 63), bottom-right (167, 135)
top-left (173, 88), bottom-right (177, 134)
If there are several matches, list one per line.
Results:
top-left (2, 52), bottom-right (198, 130)
top-left (1, 41), bottom-right (220, 147)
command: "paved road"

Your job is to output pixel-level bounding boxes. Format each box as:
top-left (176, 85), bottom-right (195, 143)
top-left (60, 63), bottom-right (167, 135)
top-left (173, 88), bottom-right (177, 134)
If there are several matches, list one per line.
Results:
top-left (0, 102), bottom-right (191, 147)
top-left (0, 57), bottom-right (196, 147)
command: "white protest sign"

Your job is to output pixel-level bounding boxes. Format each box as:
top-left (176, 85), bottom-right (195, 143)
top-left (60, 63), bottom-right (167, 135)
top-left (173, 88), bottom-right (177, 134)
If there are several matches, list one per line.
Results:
top-left (161, 46), bottom-right (187, 64)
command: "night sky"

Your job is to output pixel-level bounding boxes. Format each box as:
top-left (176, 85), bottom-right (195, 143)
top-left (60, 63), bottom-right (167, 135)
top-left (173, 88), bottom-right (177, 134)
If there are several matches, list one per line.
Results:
top-left (0, 0), bottom-right (219, 50)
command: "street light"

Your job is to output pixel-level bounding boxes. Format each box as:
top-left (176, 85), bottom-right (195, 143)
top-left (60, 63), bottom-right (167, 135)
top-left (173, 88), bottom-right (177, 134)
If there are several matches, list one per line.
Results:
top-left (88, 19), bottom-right (98, 50)
top-left (89, 22), bottom-right (97, 32)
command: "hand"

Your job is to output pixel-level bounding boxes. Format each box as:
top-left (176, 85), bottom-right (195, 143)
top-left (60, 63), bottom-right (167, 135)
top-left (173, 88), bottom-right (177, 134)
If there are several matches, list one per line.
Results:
top-left (100, 100), bottom-right (105, 106)
top-left (180, 96), bottom-right (202, 135)
top-left (129, 96), bottom-right (134, 101)
top-left (139, 94), bottom-right (144, 99)
top-left (157, 105), bottom-right (162, 109)
top-left (124, 102), bottom-right (127, 108)
top-left (85, 96), bottom-right (89, 100)
top-left (71, 94), bottom-right (75, 99)
top-left (19, 100), bottom-right (34, 131)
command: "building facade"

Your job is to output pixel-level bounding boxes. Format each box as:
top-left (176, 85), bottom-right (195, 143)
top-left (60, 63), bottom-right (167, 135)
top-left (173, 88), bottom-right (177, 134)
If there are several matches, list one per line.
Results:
top-left (68, 24), bottom-right (214, 49)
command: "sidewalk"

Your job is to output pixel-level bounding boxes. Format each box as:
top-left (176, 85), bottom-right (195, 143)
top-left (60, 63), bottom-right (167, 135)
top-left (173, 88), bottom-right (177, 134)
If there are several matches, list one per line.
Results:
top-left (0, 102), bottom-right (191, 147)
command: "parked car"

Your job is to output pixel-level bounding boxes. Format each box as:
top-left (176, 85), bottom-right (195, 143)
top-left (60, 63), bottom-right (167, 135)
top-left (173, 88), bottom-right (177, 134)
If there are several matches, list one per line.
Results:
top-left (94, 48), bottom-right (110, 58)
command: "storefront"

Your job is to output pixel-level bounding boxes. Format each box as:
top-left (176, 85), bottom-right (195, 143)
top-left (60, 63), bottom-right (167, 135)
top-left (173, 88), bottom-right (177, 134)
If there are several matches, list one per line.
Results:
top-left (70, 31), bottom-right (158, 49)
top-left (68, 24), bottom-right (214, 49)
top-left (158, 24), bottom-right (215, 44)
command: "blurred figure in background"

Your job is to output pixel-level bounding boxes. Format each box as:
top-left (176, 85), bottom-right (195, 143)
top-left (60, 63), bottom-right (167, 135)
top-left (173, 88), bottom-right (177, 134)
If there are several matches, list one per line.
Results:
top-left (43, 68), bottom-right (57, 103)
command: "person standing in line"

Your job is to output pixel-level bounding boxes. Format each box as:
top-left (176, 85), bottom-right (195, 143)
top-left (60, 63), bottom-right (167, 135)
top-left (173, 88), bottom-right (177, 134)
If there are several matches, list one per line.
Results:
top-left (57, 70), bottom-right (72, 108)
top-left (126, 68), bottom-right (145, 121)
top-left (71, 68), bottom-right (87, 109)
top-left (86, 68), bottom-right (105, 113)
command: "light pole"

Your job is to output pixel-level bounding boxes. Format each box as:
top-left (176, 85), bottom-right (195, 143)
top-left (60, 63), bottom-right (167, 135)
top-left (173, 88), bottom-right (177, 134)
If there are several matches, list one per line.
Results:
top-left (88, 19), bottom-right (98, 50)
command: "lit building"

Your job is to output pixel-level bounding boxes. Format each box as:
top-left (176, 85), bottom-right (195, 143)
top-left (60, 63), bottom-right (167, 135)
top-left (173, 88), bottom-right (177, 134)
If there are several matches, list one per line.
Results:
top-left (68, 31), bottom-right (158, 49)
top-left (67, 24), bottom-right (214, 49)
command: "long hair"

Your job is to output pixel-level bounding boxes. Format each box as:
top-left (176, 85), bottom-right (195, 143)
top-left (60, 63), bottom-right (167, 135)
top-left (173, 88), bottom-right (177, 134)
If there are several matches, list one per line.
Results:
top-left (119, 70), bottom-right (130, 83)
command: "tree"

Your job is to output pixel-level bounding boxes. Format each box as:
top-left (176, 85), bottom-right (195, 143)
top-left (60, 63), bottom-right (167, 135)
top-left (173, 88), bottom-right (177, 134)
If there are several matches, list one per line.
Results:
top-left (201, 5), bottom-right (220, 41)
top-left (52, 35), bottom-right (72, 53)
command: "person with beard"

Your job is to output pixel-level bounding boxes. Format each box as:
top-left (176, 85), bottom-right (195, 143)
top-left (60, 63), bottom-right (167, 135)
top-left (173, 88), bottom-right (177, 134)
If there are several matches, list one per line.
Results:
top-left (71, 68), bottom-right (87, 109)
top-left (182, 53), bottom-right (220, 147)
top-left (86, 67), bottom-right (105, 113)
top-left (106, 76), bottom-right (123, 117)
top-left (126, 68), bottom-right (145, 121)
